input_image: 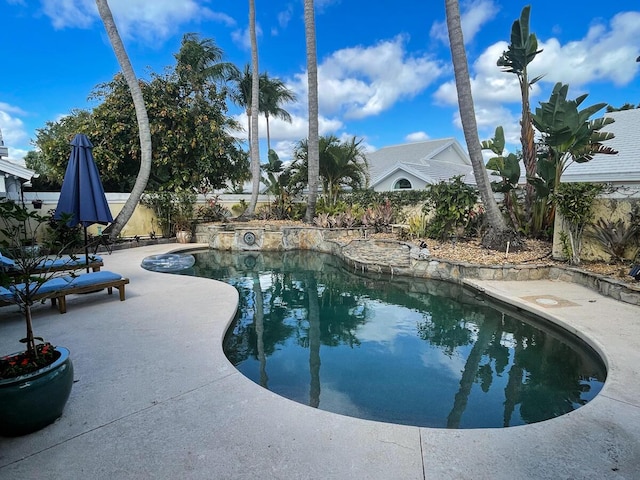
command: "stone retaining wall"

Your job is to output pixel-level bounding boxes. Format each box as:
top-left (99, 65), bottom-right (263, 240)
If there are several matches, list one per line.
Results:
top-left (202, 224), bottom-right (640, 306)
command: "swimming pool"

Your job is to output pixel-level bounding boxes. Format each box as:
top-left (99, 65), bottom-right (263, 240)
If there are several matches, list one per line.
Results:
top-left (188, 249), bottom-right (606, 429)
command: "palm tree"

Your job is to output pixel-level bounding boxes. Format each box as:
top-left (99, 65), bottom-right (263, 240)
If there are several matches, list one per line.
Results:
top-left (293, 135), bottom-right (368, 208)
top-left (261, 74), bottom-right (296, 151)
top-left (174, 33), bottom-right (238, 99)
top-left (229, 64), bottom-right (255, 144)
top-left (95, 0), bottom-right (151, 241)
top-left (497, 6), bottom-right (543, 223)
top-left (304, 0), bottom-right (320, 223)
top-left (444, 0), bottom-right (513, 250)
top-left (230, 68), bottom-right (296, 153)
top-left (247, 0), bottom-right (261, 217)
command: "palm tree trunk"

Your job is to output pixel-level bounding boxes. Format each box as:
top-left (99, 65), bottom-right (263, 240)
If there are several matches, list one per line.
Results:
top-left (246, 109), bottom-right (252, 148)
top-left (304, 0), bottom-right (319, 223)
top-left (444, 0), bottom-right (511, 250)
top-left (95, 0), bottom-right (151, 240)
top-left (307, 274), bottom-right (321, 408)
top-left (265, 113), bottom-right (271, 152)
top-left (446, 318), bottom-right (496, 428)
top-left (246, 0), bottom-right (261, 217)
top-left (253, 273), bottom-right (268, 388)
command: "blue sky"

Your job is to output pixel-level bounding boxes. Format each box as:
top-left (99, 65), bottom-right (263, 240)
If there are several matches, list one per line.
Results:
top-left (1, 0), bottom-right (639, 166)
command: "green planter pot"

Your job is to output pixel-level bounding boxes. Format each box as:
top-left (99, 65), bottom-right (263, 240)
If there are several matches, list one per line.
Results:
top-left (0, 347), bottom-right (74, 436)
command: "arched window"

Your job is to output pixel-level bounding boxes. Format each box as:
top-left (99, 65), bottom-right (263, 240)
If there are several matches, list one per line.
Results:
top-left (393, 178), bottom-right (412, 189)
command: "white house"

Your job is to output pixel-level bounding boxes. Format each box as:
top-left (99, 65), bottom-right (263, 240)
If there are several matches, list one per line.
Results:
top-left (365, 138), bottom-right (475, 192)
top-left (562, 108), bottom-right (640, 196)
top-left (0, 128), bottom-right (38, 201)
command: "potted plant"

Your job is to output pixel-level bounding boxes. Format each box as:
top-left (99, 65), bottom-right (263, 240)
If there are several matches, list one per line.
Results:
top-left (172, 191), bottom-right (196, 244)
top-left (173, 218), bottom-right (193, 243)
top-left (0, 199), bottom-right (74, 436)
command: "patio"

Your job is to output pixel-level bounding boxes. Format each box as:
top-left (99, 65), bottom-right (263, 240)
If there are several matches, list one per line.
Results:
top-left (1, 244), bottom-right (639, 479)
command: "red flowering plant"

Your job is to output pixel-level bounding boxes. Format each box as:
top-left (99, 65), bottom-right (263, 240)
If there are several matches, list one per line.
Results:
top-left (0, 199), bottom-right (76, 379)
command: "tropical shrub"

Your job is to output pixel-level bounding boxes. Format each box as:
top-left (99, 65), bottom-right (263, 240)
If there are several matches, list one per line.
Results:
top-left (423, 177), bottom-right (478, 240)
top-left (554, 182), bottom-right (605, 265)
top-left (407, 213), bottom-right (429, 238)
top-left (589, 203), bottom-right (640, 262)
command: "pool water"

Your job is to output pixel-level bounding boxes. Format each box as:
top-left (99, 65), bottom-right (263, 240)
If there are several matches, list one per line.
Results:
top-left (189, 249), bottom-right (606, 429)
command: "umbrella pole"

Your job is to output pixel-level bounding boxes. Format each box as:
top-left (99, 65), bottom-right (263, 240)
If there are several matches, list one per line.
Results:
top-left (84, 227), bottom-right (90, 273)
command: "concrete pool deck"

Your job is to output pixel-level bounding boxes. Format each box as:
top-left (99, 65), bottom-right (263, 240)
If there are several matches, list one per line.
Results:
top-left (1, 244), bottom-right (639, 479)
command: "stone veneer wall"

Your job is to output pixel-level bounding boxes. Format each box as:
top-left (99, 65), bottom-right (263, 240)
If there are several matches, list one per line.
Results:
top-left (202, 224), bottom-right (640, 307)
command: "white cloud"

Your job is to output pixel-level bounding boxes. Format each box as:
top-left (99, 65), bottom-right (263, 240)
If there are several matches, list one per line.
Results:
top-left (290, 36), bottom-right (444, 120)
top-left (276, 5), bottom-right (293, 30)
top-left (430, 0), bottom-right (499, 44)
top-left (315, 0), bottom-right (340, 14)
top-left (231, 112), bottom-right (343, 144)
top-left (231, 24), bottom-right (264, 51)
top-left (531, 12), bottom-right (640, 89)
top-left (42, 0), bottom-right (95, 29)
top-left (433, 10), bottom-right (640, 151)
top-left (0, 104), bottom-right (30, 157)
top-left (40, 0), bottom-right (234, 43)
top-left (405, 131), bottom-right (430, 143)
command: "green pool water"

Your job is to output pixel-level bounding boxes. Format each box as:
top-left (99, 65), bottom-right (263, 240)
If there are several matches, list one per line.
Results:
top-left (188, 249), bottom-right (606, 429)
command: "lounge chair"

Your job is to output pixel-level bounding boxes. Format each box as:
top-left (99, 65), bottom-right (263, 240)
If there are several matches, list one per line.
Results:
top-left (0, 254), bottom-right (104, 277)
top-left (0, 271), bottom-right (129, 314)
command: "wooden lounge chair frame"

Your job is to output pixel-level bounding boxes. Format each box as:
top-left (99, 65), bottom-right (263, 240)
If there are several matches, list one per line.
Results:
top-left (48, 277), bottom-right (129, 314)
top-left (0, 272), bottom-right (129, 314)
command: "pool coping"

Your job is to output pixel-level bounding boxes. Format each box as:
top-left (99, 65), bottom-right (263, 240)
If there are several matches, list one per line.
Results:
top-left (1, 243), bottom-right (639, 479)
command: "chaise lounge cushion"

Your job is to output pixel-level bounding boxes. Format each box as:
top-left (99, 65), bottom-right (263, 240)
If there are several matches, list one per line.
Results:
top-left (1, 271), bottom-right (129, 314)
top-left (1, 254), bottom-right (103, 273)
top-left (63, 270), bottom-right (122, 288)
top-left (2, 277), bottom-right (74, 301)
top-left (0, 286), bottom-right (15, 303)
top-left (37, 255), bottom-right (103, 270)
top-left (0, 255), bottom-right (16, 270)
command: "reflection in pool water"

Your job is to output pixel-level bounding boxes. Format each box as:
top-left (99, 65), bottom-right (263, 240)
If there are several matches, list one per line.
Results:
top-left (189, 250), bottom-right (606, 429)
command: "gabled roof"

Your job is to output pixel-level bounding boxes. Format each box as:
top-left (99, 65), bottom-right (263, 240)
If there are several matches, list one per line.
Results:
top-left (563, 108), bottom-right (640, 182)
top-left (366, 138), bottom-right (474, 188)
top-left (374, 161), bottom-right (475, 187)
top-left (0, 158), bottom-right (37, 182)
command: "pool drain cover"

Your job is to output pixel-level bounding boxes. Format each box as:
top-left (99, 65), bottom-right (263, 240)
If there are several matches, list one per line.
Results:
top-left (243, 231), bottom-right (256, 245)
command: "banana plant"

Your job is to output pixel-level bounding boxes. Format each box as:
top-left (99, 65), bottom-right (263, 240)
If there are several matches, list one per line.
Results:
top-left (497, 5), bottom-right (544, 220)
top-left (531, 82), bottom-right (617, 193)
top-left (482, 126), bottom-right (522, 230)
top-left (530, 82), bottom-right (617, 234)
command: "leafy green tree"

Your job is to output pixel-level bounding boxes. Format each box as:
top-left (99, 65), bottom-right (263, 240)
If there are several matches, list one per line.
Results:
top-left (292, 135), bottom-right (368, 208)
top-left (30, 109), bottom-right (93, 186)
top-left (497, 5), bottom-right (543, 221)
top-left (34, 71), bottom-right (248, 193)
